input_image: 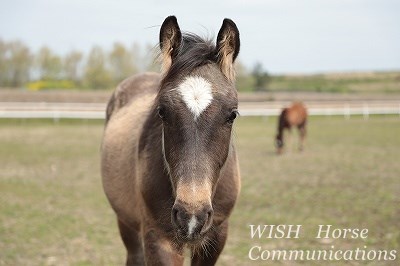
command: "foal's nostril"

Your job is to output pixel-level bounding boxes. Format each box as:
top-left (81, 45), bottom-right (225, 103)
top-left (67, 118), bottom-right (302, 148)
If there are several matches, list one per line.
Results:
top-left (171, 205), bottom-right (187, 229)
top-left (203, 205), bottom-right (213, 219)
top-left (200, 207), bottom-right (214, 234)
top-left (172, 207), bottom-right (179, 226)
top-left (207, 209), bottom-right (213, 220)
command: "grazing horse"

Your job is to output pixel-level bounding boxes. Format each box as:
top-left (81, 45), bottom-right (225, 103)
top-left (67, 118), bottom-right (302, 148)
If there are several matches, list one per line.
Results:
top-left (275, 102), bottom-right (307, 154)
top-left (101, 16), bottom-right (241, 265)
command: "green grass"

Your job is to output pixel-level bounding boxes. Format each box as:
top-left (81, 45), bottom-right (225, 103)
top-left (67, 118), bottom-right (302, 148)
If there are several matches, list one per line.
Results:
top-left (1, 116), bottom-right (399, 265)
top-left (226, 116), bottom-right (400, 265)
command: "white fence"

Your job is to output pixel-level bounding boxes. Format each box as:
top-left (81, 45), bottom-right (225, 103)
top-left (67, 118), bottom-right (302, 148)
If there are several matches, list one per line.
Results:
top-left (0, 102), bottom-right (106, 119)
top-left (0, 101), bottom-right (400, 120)
top-left (239, 102), bottom-right (400, 119)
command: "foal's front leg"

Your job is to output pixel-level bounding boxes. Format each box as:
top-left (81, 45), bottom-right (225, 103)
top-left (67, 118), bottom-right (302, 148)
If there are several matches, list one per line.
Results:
top-left (191, 221), bottom-right (228, 266)
top-left (118, 219), bottom-right (144, 266)
top-left (142, 228), bottom-right (184, 266)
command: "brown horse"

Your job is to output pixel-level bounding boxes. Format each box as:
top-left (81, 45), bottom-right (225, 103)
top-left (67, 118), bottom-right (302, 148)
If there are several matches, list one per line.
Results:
top-left (275, 102), bottom-right (307, 154)
top-left (101, 16), bottom-right (241, 265)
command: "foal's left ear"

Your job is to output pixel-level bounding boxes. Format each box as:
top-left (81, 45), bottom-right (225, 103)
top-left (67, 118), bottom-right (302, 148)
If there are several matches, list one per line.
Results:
top-left (216, 18), bottom-right (240, 82)
top-left (159, 16), bottom-right (182, 74)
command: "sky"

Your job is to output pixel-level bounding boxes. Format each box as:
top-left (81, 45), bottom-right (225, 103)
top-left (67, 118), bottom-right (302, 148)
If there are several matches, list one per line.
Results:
top-left (1, 0), bottom-right (399, 74)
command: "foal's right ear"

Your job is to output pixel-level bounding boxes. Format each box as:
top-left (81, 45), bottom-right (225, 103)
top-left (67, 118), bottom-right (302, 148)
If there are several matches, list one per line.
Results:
top-left (159, 16), bottom-right (182, 74)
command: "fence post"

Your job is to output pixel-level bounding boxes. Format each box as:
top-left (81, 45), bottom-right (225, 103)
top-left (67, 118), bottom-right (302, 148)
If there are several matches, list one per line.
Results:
top-left (363, 103), bottom-right (369, 120)
top-left (53, 110), bottom-right (60, 123)
top-left (398, 103), bottom-right (400, 118)
top-left (344, 103), bottom-right (350, 120)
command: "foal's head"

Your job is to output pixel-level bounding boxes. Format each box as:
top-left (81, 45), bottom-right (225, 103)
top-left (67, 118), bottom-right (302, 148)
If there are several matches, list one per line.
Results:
top-left (157, 16), bottom-right (240, 242)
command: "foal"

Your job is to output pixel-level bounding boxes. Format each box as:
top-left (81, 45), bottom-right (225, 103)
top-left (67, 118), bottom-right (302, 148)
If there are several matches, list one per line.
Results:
top-left (275, 102), bottom-right (307, 154)
top-left (101, 16), bottom-right (241, 265)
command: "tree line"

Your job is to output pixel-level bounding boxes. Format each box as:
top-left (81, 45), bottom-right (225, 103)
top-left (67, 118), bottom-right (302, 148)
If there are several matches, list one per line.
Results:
top-left (0, 38), bottom-right (270, 91)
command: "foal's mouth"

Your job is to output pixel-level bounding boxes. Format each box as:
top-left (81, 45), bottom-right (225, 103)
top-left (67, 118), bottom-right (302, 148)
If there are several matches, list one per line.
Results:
top-left (175, 230), bottom-right (206, 244)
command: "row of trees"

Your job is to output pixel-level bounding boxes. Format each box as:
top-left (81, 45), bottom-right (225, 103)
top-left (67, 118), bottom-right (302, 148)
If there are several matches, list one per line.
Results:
top-left (0, 38), bottom-right (270, 91)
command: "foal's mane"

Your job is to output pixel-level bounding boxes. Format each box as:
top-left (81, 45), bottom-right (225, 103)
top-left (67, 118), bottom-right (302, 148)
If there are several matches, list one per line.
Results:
top-left (161, 33), bottom-right (217, 84)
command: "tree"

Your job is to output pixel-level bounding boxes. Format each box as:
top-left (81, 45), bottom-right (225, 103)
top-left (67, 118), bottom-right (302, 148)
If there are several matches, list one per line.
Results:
top-left (0, 39), bottom-right (8, 86)
top-left (252, 62), bottom-right (270, 91)
top-left (139, 43), bottom-right (160, 72)
top-left (109, 42), bottom-right (137, 83)
top-left (37, 46), bottom-right (62, 80)
top-left (64, 50), bottom-right (83, 84)
top-left (0, 40), bottom-right (32, 87)
top-left (235, 60), bottom-right (255, 92)
top-left (84, 46), bottom-right (112, 89)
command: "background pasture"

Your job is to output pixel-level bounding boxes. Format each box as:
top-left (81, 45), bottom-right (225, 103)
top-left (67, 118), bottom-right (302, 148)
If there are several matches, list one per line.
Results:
top-left (1, 115), bottom-right (399, 265)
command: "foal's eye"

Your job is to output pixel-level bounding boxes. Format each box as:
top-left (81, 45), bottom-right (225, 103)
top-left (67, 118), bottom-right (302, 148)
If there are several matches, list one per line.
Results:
top-left (157, 106), bottom-right (166, 120)
top-left (227, 109), bottom-right (239, 124)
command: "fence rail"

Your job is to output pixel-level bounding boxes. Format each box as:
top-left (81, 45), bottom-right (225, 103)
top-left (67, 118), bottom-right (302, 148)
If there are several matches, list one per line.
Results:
top-left (1, 101), bottom-right (400, 120)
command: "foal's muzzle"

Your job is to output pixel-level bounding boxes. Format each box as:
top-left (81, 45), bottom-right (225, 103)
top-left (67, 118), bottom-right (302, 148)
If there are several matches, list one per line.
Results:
top-left (171, 202), bottom-right (213, 241)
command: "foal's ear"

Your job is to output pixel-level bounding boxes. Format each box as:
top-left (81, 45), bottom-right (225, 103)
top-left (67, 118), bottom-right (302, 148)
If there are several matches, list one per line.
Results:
top-left (159, 16), bottom-right (182, 74)
top-left (216, 18), bottom-right (240, 82)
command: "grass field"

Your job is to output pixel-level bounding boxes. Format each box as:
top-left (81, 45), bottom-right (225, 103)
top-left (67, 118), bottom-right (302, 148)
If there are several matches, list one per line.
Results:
top-left (1, 116), bottom-right (399, 265)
